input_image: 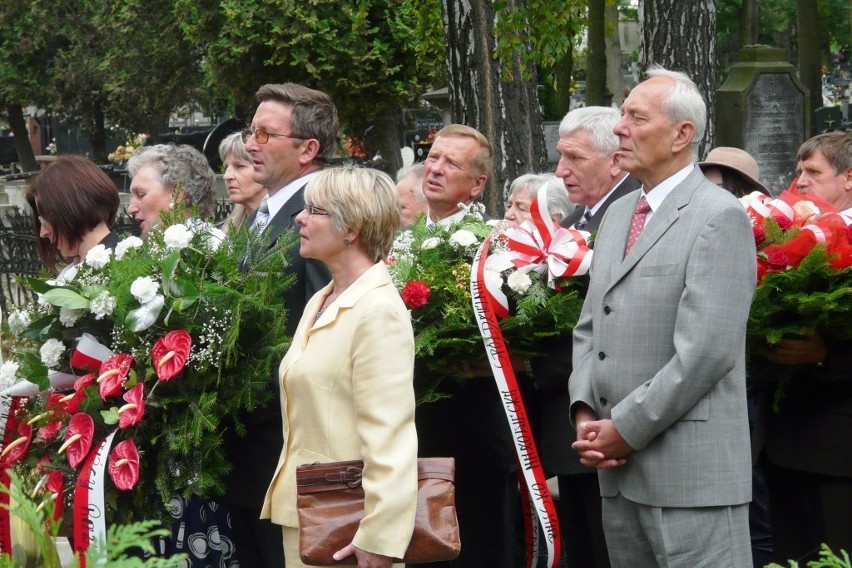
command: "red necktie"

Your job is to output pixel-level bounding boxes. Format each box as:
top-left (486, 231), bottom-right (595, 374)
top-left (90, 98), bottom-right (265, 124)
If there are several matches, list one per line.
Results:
top-left (624, 196), bottom-right (651, 257)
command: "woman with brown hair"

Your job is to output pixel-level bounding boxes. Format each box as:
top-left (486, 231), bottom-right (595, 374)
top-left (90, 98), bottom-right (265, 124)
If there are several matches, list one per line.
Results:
top-left (26, 155), bottom-right (120, 280)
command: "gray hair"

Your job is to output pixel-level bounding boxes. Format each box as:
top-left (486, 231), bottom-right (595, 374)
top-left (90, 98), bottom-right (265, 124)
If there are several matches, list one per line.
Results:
top-left (558, 107), bottom-right (621, 156)
top-left (645, 65), bottom-right (707, 156)
top-left (127, 143), bottom-right (216, 220)
top-left (218, 131), bottom-right (250, 163)
top-left (395, 162), bottom-right (426, 203)
top-left (510, 173), bottom-right (575, 221)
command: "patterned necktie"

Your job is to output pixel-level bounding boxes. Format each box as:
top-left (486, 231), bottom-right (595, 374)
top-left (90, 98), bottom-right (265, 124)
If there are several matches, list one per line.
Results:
top-left (253, 198), bottom-right (270, 231)
top-left (575, 210), bottom-right (592, 229)
top-left (624, 196), bottom-right (651, 257)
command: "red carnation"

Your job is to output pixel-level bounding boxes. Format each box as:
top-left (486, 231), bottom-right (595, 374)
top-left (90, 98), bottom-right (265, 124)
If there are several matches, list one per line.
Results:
top-left (753, 224), bottom-right (767, 245)
top-left (401, 280), bottom-right (432, 310)
top-left (772, 215), bottom-right (793, 230)
top-left (767, 251), bottom-right (789, 271)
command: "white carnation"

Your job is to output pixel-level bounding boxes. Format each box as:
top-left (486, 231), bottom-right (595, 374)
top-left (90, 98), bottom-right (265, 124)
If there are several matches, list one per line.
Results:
top-left (84, 244), bottom-right (112, 269)
top-left (163, 224), bottom-right (193, 251)
top-left (115, 235), bottom-right (143, 260)
top-left (39, 338), bottom-right (65, 368)
top-left (7, 309), bottom-right (31, 336)
top-left (507, 270), bottom-right (533, 294)
top-left (0, 361), bottom-right (20, 391)
top-left (90, 291), bottom-right (117, 320)
top-left (59, 307), bottom-right (84, 327)
top-left (449, 229), bottom-right (478, 248)
top-left (130, 276), bottom-right (160, 304)
top-left (421, 237), bottom-right (442, 250)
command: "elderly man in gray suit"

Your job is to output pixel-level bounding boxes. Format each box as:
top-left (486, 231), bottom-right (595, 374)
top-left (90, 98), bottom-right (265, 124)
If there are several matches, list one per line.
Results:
top-left (569, 66), bottom-right (757, 567)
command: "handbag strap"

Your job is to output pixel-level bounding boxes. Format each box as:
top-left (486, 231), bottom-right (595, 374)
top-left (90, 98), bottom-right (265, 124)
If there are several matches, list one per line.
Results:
top-left (297, 457), bottom-right (456, 494)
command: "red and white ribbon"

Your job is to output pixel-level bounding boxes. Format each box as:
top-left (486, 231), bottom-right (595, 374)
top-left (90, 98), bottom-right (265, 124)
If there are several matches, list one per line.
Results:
top-left (486, 187), bottom-right (592, 291)
top-left (471, 232), bottom-right (561, 568)
top-left (73, 430), bottom-right (117, 565)
top-left (71, 333), bottom-right (115, 372)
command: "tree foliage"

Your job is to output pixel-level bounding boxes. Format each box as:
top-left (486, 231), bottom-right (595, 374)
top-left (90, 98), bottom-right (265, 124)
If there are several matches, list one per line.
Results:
top-left (176, 0), bottom-right (444, 173)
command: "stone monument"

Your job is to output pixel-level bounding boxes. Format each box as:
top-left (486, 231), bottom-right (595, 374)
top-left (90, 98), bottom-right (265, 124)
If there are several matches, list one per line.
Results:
top-left (716, 45), bottom-right (809, 195)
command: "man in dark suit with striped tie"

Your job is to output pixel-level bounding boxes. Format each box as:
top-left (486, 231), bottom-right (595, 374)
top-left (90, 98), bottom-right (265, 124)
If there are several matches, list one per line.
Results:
top-left (224, 83), bottom-right (335, 567)
top-left (531, 106), bottom-right (640, 568)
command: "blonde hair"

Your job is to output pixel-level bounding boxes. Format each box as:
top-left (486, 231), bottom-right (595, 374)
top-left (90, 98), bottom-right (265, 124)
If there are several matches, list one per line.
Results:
top-left (305, 165), bottom-right (401, 261)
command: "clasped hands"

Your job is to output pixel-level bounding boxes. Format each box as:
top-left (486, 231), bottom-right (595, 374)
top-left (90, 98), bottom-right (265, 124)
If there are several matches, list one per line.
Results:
top-left (571, 405), bottom-right (632, 469)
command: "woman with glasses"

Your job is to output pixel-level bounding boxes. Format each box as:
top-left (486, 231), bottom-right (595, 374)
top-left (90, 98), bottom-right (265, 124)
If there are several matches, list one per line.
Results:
top-left (261, 165), bottom-right (418, 568)
top-left (220, 132), bottom-right (267, 232)
top-left (26, 155), bottom-right (120, 282)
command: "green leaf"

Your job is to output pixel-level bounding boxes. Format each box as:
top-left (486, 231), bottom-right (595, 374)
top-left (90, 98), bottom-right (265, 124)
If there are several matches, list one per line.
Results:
top-left (42, 288), bottom-right (90, 309)
top-left (101, 408), bottom-right (120, 425)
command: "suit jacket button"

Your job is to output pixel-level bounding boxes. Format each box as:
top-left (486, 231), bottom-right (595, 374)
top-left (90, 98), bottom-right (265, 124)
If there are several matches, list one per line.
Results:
top-left (598, 352), bottom-right (606, 360)
top-left (603, 306), bottom-right (611, 315)
top-left (599, 397), bottom-right (608, 406)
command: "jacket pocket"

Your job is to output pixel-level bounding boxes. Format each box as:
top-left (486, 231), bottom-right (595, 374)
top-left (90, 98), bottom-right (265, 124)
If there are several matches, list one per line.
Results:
top-left (636, 263), bottom-right (679, 278)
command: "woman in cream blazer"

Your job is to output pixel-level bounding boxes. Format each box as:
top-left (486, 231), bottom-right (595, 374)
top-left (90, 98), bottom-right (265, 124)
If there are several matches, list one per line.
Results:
top-left (261, 165), bottom-right (418, 568)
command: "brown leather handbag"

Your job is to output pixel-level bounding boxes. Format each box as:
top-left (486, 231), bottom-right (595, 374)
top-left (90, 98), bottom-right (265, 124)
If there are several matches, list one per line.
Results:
top-left (296, 457), bottom-right (460, 565)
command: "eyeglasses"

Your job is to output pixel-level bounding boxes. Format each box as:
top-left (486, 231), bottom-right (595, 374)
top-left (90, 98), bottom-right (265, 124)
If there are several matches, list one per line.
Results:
top-left (304, 205), bottom-right (330, 216)
top-left (241, 127), bottom-right (304, 145)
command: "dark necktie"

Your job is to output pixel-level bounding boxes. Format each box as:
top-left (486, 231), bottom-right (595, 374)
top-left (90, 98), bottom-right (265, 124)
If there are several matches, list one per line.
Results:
top-left (575, 210), bottom-right (592, 229)
top-left (624, 196), bottom-right (651, 257)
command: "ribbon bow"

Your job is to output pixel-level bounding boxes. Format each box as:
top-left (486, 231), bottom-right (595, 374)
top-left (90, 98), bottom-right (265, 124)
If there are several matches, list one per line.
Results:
top-left (487, 185), bottom-right (593, 289)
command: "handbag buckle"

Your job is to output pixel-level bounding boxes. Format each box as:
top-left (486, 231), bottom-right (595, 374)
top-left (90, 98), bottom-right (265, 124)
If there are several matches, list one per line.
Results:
top-left (325, 466), bottom-right (362, 488)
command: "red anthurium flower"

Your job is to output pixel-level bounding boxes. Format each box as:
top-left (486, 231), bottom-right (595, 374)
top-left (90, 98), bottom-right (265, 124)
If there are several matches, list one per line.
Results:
top-left (151, 330), bottom-right (192, 381)
top-left (58, 413), bottom-right (95, 469)
top-left (118, 384), bottom-right (146, 429)
top-left (45, 470), bottom-right (65, 521)
top-left (97, 354), bottom-right (134, 399)
top-left (108, 439), bottom-right (140, 491)
top-left (59, 373), bottom-right (95, 413)
top-left (1, 422), bottom-right (33, 464)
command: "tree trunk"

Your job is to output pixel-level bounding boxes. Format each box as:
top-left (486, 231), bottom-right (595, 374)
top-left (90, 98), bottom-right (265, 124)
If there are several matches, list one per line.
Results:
top-left (374, 105), bottom-right (403, 176)
top-left (441, 0), bottom-right (547, 216)
top-left (640, 0), bottom-right (716, 158)
top-left (605, 0), bottom-right (625, 106)
top-left (554, 18), bottom-right (576, 116)
top-left (586, 0), bottom-right (607, 106)
top-left (797, 0), bottom-right (821, 135)
top-left (4, 103), bottom-right (39, 172)
top-left (89, 97), bottom-right (108, 164)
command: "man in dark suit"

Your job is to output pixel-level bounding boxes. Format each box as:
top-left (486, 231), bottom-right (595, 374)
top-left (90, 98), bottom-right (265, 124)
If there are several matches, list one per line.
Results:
top-left (412, 124), bottom-right (520, 568)
top-left (223, 83), bottom-right (335, 567)
top-left (531, 106), bottom-right (640, 568)
top-left (758, 130), bottom-right (852, 563)
top-left (570, 67), bottom-right (755, 567)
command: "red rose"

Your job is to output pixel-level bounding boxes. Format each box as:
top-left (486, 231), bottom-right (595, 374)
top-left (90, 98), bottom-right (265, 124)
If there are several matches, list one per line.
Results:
top-left (767, 251), bottom-right (789, 270)
top-left (401, 280), bottom-right (432, 310)
top-left (753, 224), bottom-right (767, 245)
top-left (772, 215), bottom-right (793, 230)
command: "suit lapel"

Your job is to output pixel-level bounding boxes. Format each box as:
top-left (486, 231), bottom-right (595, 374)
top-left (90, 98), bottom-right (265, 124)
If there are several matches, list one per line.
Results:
top-left (264, 186), bottom-right (307, 248)
top-left (606, 170), bottom-right (700, 288)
